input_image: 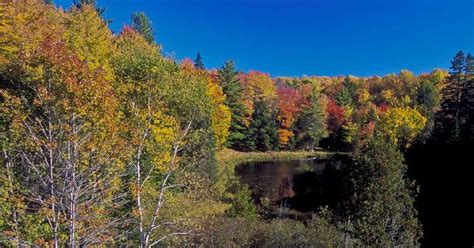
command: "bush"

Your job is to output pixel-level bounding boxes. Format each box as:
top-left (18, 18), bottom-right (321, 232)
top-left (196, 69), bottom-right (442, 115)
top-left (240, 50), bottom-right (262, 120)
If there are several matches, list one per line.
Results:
top-left (225, 182), bottom-right (257, 220)
top-left (189, 213), bottom-right (348, 248)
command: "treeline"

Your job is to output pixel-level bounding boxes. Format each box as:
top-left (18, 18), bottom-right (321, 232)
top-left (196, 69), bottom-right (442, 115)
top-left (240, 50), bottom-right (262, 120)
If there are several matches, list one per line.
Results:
top-left (222, 65), bottom-right (439, 152)
top-left (220, 52), bottom-right (473, 152)
top-left (212, 34), bottom-right (471, 153)
top-left (0, 0), bottom-right (473, 247)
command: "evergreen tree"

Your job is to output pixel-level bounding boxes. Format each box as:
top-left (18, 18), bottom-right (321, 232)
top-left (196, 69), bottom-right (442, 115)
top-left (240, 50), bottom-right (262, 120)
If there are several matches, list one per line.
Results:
top-left (225, 182), bottom-right (257, 219)
top-left (349, 132), bottom-right (421, 246)
top-left (73, 0), bottom-right (106, 18)
top-left (465, 53), bottom-right (474, 77)
top-left (294, 89), bottom-right (328, 151)
top-left (336, 76), bottom-right (357, 107)
top-left (437, 51), bottom-right (466, 142)
top-left (131, 12), bottom-right (155, 44)
top-left (44, 0), bottom-right (53, 4)
top-left (245, 100), bottom-right (278, 151)
top-left (415, 79), bottom-right (440, 141)
top-left (194, 52), bottom-right (205, 70)
top-left (74, 0), bottom-right (95, 7)
top-left (218, 60), bottom-right (247, 149)
top-left (461, 53), bottom-right (474, 140)
top-left (435, 51), bottom-right (474, 143)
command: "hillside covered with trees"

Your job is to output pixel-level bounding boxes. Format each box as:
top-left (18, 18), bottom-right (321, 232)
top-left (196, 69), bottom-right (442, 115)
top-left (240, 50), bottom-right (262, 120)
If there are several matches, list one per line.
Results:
top-left (1, 1), bottom-right (473, 247)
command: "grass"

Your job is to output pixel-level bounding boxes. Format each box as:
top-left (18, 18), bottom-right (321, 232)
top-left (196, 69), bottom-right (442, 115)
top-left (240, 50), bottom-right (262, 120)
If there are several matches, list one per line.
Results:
top-left (217, 148), bottom-right (337, 168)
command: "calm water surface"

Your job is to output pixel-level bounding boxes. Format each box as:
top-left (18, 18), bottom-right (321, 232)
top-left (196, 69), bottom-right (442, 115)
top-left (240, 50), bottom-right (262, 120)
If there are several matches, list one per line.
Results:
top-left (236, 158), bottom-right (349, 213)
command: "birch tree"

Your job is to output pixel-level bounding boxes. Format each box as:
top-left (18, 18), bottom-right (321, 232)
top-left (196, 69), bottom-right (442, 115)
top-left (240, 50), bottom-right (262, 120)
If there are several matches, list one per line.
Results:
top-left (1, 35), bottom-right (125, 246)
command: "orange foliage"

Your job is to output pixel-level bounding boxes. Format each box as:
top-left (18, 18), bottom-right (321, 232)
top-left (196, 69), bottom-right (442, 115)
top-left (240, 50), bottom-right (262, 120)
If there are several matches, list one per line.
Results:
top-left (238, 70), bottom-right (276, 124)
top-left (278, 129), bottom-right (293, 146)
top-left (276, 84), bottom-right (304, 128)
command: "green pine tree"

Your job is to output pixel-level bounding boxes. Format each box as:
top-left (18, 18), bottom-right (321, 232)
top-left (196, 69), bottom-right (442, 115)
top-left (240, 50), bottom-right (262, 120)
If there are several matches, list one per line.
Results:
top-left (131, 12), bottom-right (155, 44)
top-left (294, 88), bottom-right (328, 151)
top-left (437, 51), bottom-right (466, 142)
top-left (246, 100), bottom-right (278, 151)
top-left (73, 0), bottom-right (106, 19)
top-left (335, 76), bottom-right (357, 107)
top-left (350, 132), bottom-right (421, 246)
top-left (217, 60), bottom-right (247, 149)
top-left (465, 53), bottom-right (474, 77)
top-left (461, 53), bottom-right (474, 141)
top-left (225, 182), bottom-right (257, 220)
top-left (194, 52), bottom-right (205, 70)
top-left (415, 79), bottom-right (440, 141)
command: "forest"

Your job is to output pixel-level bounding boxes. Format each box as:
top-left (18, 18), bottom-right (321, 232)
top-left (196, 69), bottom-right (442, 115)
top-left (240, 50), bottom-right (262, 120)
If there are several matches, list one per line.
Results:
top-left (1, 1), bottom-right (473, 247)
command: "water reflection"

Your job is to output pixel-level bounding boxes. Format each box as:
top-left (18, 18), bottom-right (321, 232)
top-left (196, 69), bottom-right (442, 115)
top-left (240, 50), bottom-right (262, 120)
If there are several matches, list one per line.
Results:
top-left (235, 157), bottom-right (350, 213)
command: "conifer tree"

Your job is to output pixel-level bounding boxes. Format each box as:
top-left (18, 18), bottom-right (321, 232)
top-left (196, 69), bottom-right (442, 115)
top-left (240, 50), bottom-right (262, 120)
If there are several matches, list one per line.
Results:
top-left (350, 132), bottom-right (421, 246)
top-left (73, 0), bottom-right (105, 16)
top-left (461, 53), bottom-right (474, 140)
top-left (194, 52), bottom-right (205, 70)
top-left (336, 76), bottom-right (357, 107)
top-left (131, 12), bottom-right (155, 44)
top-left (294, 86), bottom-right (329, 151)
top-left (437, 51), bottom-right (465, 142)
top-left (415, 79), bottom-right (440, 141)
top-left (245, 100), bottom-right (278, 151)
top-left (74, 0), bottom-right (94, 7)
top-left (218, 60), bottom-right (247, 149)
top-left (464, 53), bottom-right (474, 77)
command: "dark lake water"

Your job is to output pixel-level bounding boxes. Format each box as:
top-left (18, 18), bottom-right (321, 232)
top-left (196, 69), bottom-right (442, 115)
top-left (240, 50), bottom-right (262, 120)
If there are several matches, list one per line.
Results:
top-left (235, 157), bottom-right (350, 213)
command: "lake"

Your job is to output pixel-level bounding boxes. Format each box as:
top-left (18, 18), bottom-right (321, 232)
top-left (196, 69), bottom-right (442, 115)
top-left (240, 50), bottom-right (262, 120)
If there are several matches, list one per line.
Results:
top-left (235, 156), bottom-right (350, 215)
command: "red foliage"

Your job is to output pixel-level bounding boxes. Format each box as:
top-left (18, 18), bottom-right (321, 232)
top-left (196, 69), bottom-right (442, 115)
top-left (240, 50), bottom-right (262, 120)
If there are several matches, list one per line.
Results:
top-left (120, 25), bottom-right (139, 36)
top-left (180, 58), bottom-right (195, 71)
top-left (327, 98), bottom-right (346, 132)
top-left (297, 83), bottom-right (313, 107)
top-left (360, 121), bottom-right (376, 143)
top-left (207, 69), bottom-right (219, 82)
top-left (378, 103), bottom-right (389, 113)
top-left (276, 84), bottom-right (304, 128)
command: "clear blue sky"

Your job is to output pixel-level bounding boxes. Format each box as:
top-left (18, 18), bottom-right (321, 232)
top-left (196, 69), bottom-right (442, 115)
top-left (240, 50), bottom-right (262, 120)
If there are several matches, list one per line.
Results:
top-left (55, 0), bottom-right (474, 77)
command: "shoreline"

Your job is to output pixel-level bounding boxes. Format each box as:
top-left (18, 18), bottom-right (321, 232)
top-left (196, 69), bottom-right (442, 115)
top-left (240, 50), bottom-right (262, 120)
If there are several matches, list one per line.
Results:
top-left (217, 148), bottom-right (345, 167)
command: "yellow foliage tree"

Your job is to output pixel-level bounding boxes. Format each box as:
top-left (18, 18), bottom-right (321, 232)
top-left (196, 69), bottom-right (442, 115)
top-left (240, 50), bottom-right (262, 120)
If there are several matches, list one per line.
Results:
top-left (179, 60), bottom-right (231, 149)
top-left (207, 74), bottom-right (231, 149)
top-left (238, 70), bottom-right (277, 123)
top-left (114, 26), bottom-right (181, 246)
top-left (379, 107), bottom-right (427, 147)
top-left (64, 5), bottom-right (114, 76)
top-left (0, 0), bottom-right (65, 65)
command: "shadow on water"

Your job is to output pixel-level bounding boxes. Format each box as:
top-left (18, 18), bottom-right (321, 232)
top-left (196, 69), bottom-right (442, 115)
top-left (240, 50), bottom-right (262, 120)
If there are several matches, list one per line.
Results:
top-left (283, 163), bottom-right (350, 213)
top-left (236, 154), bottom-right (352, 218)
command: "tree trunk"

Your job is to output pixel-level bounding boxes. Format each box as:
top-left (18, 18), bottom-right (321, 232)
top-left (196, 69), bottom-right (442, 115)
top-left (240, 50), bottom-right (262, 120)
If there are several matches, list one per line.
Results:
top-left (4, 150), bottom-right (20, 246)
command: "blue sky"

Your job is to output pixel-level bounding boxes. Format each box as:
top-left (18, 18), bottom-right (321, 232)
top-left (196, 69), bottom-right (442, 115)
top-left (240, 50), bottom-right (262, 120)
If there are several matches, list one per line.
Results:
top-left (55, 0), bottom-right (474, 77)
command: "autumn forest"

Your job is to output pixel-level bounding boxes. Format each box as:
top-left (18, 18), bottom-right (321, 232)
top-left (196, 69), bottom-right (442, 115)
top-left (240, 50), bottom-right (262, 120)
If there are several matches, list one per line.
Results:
top-left (1, 1), bottom-right (473, 247)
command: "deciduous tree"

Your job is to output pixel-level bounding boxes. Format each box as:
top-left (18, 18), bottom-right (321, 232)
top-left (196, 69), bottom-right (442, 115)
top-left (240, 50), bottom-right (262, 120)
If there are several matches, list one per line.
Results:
top-left (238, 70), bottom-right (276, 123)
top-left (378, 107), bottom-right (426, 148)
top-left (276, 84), bottom-right (303, 148)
